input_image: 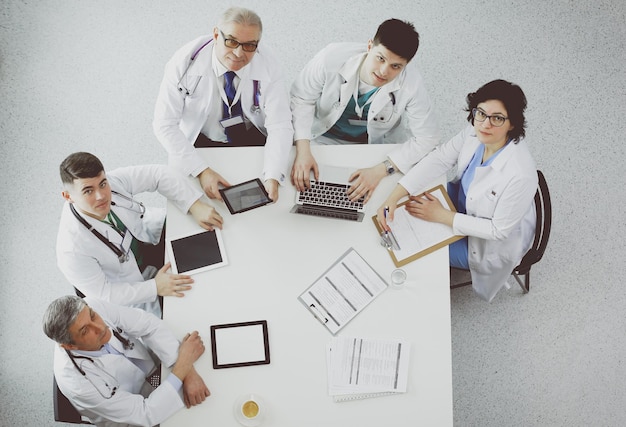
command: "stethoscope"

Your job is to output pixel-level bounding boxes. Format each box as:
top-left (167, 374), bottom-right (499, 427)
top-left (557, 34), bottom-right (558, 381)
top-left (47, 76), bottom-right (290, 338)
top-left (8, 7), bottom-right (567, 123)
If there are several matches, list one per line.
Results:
top-left (70, 191), bottom-right (145, 263)
top-left (110, 191), bottom-right (145, 218)
top-left (65, 328), bottom-right (134, 399)
top-left (176, 38), bottom-right (262, 114)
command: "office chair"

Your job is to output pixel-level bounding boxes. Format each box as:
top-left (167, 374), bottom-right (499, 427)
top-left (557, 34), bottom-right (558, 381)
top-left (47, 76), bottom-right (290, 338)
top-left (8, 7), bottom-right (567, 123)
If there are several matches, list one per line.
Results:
top-left (450, 170), bottom-right (552, 293)
top-left (53, 376), bottom-right (92, 424)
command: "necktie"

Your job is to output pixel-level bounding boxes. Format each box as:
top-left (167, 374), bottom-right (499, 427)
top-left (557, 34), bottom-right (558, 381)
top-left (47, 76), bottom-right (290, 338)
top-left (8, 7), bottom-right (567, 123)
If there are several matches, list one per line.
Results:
top-left (223, 71), bottom-right (243, 142)
top-left (105, 212), bottom-right (126, 236)
top-left (104, 210), bottom-right (140, 262)
top-left (223, 71), bottom-right (243, 118)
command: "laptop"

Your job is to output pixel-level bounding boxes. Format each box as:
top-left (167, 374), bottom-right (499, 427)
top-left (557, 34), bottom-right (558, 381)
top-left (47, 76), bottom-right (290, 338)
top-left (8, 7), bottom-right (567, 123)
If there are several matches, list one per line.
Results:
top-left (290, 164), bottom-right (366, 222)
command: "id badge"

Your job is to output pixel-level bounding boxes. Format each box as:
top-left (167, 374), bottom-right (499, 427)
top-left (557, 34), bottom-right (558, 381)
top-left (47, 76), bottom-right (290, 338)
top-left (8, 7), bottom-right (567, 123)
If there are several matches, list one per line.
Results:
top-left (120, 231), bottom-right (133, 255)
top-left (220, 115), bottom-right (244, 129)
top-left (348, 118), bottom-right (368, 126)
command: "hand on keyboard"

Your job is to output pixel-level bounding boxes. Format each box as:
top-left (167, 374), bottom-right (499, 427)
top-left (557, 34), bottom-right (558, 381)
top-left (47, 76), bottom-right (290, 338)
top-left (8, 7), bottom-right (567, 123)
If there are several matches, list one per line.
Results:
top-left (347, 164), bottom-right (388, 203)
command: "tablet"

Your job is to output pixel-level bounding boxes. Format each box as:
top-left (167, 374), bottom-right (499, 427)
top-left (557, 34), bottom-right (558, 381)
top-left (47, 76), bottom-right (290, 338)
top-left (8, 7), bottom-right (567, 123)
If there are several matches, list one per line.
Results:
top-left (210, 320), bottom-right (270, 369)
top-left (219, 178), bottom-right (272, 214)
top-left (166, 228), bottom-right (228, 275)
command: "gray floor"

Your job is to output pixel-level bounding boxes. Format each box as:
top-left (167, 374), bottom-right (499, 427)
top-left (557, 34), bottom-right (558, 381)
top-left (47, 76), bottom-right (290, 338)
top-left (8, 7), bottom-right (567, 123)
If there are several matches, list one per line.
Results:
top-left (1, 1), bottom-right (625, 426)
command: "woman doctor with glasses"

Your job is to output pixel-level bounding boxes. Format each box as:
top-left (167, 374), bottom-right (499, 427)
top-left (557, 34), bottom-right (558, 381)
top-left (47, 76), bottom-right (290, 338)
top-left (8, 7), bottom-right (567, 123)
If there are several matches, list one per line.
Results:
top-left (377, 80), bottom-right (538, 302)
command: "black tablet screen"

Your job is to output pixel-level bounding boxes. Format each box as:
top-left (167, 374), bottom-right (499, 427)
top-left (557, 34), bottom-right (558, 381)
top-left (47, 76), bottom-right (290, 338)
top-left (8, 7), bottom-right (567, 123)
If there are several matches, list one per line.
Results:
top-left (170, 230), bottom-right (223, 273)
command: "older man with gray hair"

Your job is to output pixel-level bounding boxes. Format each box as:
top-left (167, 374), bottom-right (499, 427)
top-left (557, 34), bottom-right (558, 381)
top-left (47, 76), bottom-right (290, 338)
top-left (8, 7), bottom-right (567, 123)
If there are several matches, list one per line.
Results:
top-left (153, 6), bottom-right (293, 203)
top-left (44, 295), bottom-right (210, 426)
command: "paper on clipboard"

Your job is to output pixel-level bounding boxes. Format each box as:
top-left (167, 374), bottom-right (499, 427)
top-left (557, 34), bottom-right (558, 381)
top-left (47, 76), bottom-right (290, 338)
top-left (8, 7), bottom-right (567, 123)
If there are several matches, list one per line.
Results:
top-left (372, 184), bottom-right (463, 267)
top-left (298, 248), bottom-right (388, 335)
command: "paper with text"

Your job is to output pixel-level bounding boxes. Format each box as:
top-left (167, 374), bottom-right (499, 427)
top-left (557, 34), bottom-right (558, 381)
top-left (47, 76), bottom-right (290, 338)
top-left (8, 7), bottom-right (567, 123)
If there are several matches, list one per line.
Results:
top-left (299, 248), bottom-right (387, 335)
top-left (378, 185), bottom-right (462, 266)
top-left (391, 188), bottom-right (451, 258)
top-left (327, 336), bottom-right (411, 399)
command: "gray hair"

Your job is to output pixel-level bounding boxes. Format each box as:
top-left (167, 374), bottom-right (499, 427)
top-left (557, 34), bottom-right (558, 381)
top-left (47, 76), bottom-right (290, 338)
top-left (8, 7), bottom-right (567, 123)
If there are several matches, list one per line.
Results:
top-left (219, 7), bottom-right (263, 36)
top-left (43, 296), bottom-right (87, 345)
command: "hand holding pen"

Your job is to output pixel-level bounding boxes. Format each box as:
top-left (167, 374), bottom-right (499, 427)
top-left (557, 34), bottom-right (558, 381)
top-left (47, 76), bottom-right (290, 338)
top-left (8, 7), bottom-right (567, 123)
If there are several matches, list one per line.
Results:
top-left (377, 203), bottom-right (397, 232)
top-left (378, 205), bottom-right (401, 251)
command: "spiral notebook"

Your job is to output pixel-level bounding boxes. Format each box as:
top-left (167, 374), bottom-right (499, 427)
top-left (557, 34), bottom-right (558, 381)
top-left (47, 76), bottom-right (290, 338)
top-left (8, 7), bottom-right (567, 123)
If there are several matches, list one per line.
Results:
top-left (327, 336), bottom-right (411, 402)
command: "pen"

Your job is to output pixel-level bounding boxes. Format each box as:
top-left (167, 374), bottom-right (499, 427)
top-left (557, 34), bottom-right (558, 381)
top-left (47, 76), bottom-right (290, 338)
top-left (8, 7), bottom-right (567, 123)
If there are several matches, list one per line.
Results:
top-left (384, 206), bottom-right (389, 236)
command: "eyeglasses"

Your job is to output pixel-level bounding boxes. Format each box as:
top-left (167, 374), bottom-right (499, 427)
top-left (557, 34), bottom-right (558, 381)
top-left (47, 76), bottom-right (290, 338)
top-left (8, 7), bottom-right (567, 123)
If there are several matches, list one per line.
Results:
top-left (472, 108), bottom-right (509, 127)
top-left (219, 29), bottom-right (258, 52)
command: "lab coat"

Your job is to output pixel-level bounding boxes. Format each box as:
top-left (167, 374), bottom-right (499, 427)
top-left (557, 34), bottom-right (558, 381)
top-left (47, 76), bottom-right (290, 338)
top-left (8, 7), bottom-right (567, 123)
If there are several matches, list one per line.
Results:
top-left (290, 43), bottom-right (440, 173)
top-left (153, 36), bottom-right (293, 183)
top-left (399, 125), bottom-right (538, 301)
top-left (56, 165), bottom-right (202, 316)
top-left (54, 298), bottom-right (184, 427)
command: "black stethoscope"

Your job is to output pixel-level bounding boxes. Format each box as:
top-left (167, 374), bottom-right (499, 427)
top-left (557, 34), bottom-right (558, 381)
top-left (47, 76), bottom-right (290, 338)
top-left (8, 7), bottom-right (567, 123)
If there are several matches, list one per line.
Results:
top-left (70, 191), bottom-right (145, 263)
top-left (65, 328), bottom-right (134, 399)
top-left (176, 38), bottom-right (261, 113)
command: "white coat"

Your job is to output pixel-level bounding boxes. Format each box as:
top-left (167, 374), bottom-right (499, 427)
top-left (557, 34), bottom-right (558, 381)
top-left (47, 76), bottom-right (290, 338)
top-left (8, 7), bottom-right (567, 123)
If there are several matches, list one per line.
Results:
top-left (290, 43), bottom-right (440, 173)
top-left (54, 298), bottom-right (184, 427)
top-left (56, 165), bottom-right (202, 316)
top-left (399, 125), bottom-right (538, 301)
top-left (153, 36), bottom-right (294, 183)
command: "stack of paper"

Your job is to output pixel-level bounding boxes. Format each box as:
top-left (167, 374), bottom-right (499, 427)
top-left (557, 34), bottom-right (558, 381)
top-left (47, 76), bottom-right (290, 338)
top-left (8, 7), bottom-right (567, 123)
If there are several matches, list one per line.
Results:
top-left (326, 336), bottom-right (411, 402)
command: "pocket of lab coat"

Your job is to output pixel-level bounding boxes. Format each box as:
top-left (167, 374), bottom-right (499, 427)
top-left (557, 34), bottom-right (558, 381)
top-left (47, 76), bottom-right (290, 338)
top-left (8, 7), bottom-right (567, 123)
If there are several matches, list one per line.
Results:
top-left (474, 187), bottom-right (500, 218)
top-left (370, 103), bottom-right (396, 124)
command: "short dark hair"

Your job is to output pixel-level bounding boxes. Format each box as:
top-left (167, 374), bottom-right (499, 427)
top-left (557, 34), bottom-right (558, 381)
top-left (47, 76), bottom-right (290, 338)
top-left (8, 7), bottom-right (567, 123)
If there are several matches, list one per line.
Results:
top-left (372, 19), bottom-right (419, 62)
top-left (59, 152), bottom-right (105, 185)
top-left (42, 295), bottom-right (87, 345)
top-left (465, 79), bottom-right (527, 143)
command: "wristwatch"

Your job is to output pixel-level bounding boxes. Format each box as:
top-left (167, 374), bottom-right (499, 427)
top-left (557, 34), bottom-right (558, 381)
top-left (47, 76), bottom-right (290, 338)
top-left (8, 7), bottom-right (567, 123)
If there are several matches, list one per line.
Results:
top-left (383, 159), bottom-right (396, 175)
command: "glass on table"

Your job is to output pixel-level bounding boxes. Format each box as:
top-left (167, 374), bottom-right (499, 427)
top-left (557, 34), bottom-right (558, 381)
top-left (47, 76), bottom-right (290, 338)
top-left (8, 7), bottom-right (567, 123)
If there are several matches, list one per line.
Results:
top-left (390, 268), bottom-right (407, 290)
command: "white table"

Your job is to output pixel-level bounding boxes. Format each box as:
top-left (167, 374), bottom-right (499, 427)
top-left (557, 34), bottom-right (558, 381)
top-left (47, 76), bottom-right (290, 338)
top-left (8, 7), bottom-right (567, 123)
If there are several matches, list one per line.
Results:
top-left (162, 145), bottom-right (453, 427)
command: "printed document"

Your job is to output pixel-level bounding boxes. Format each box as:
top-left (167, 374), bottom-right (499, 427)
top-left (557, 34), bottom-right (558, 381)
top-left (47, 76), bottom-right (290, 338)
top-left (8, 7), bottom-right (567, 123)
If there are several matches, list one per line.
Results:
top-left (299, 248), bottom-right (387, 335)
top-left (327, 336), bottom-right (411, 400)
top-left (373, 184), bottom-right (463, 267)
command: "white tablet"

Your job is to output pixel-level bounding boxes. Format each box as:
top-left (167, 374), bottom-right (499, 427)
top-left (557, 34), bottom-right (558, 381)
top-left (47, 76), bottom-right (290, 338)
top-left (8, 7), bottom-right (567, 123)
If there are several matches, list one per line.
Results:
top-left (166, 228), bottom-right (228, 275)
top-left (210, 320), bottom-right (270, 369)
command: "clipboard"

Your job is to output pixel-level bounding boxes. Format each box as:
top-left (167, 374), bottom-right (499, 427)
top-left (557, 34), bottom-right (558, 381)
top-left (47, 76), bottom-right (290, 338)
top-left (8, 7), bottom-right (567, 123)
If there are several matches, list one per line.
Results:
top-left (298, 248), bottom-right (388, 335)
top-left (372, 184), bottom-right (463, 267)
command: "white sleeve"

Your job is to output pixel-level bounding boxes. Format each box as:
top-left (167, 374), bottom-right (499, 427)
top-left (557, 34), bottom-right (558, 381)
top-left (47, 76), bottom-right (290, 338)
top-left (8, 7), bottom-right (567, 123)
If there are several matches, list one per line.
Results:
top-left (57, 246), bottom-right (157, 306)
top-left (153, 45), bottom-right (210, 177)
top-left (398, 126), bottom-right (468, 194)
top-left (387, 68), bottom-right (441, 173)
top-left (290, 47), bottom-right (328, 141)
top-left (256, 48), bottom-right (294, 184)
top-left (110, 164), bottom-right (202, 214)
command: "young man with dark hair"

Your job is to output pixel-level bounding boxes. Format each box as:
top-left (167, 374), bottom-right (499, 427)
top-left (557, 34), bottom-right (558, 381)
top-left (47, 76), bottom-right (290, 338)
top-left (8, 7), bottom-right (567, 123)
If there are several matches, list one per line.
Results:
top-left (57, 152), bottom-right (223, 317)
top-left (290, 18), bottom-right (440, 203)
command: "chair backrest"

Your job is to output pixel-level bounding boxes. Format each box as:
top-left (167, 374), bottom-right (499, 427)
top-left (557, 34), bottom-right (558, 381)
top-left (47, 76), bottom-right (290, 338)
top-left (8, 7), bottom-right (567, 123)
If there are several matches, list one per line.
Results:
top-left (515, 170), bottom-right (552, 274)
top-left (53, 376), bottom-right (92, 424)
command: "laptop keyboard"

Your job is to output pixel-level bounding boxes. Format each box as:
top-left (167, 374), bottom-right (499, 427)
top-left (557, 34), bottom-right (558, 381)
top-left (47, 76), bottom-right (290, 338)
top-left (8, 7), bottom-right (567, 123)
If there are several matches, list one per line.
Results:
top-left (297, 181), bottom-right (365, 211)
